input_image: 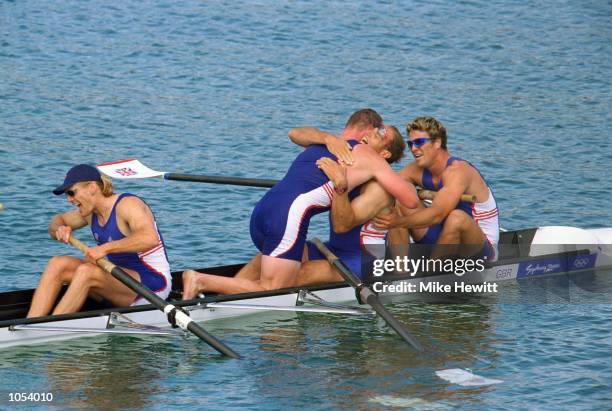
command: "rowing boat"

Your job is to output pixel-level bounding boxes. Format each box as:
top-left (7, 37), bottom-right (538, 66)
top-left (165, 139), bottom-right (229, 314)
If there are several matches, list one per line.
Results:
top-left (1, 226), bottom-right (610, 350)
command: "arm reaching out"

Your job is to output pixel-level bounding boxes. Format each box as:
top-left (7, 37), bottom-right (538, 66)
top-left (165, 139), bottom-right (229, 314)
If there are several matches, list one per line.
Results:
top-left (317, 158), bottom-right (394, 233)
top-left (373, 167), bottom-right (419, 208)
top-left (289, 127), bottom-right (354, 164)
top-left (374, 168), bottom-right (469, 229)
top-left (350, 145), bottom-right (419, 209)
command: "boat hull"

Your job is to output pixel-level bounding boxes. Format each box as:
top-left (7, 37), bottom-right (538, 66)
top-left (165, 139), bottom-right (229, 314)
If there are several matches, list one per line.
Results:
top-left (1, 226), bottom-right (610, 349)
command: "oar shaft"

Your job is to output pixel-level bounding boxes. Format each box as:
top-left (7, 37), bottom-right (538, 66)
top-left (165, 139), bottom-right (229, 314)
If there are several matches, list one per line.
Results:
top-left (419, 190), bottom-right (476, 203)
top-left (165, 173), bottom-right (277, 188)
top-left (360, 291), bottom-right (424, 351)
top-left (166, 174), bottom-right (472, 203)
top-left (68, 237), bottom-right (240, 358)
top-left (312, 238), bottom-right (424, 352)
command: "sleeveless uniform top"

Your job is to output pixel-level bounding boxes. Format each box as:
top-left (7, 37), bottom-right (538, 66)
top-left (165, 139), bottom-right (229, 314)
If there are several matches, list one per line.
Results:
top-left (90, 193), bottom-right (171, 297)
top-left (421, 156), bottom-right (499, 246)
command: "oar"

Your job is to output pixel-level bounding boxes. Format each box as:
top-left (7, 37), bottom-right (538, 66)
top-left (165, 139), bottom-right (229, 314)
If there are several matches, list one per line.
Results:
top-left (68, 236), bottom-right (241, 359)
top-left (311, 238), bottom-right (424, 352)
top-left (418, 190), bottom-right (476, 203)
top-left (97, 158), bottom-right (477, 202)
top-left (97, 158), bottom-right (277, 188)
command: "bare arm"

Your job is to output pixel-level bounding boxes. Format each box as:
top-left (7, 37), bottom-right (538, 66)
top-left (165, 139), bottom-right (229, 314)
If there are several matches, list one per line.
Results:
top-left (288, 127), bottom-right (334, 147)
top-left (347, 145), bottom-right (420, 209)
top-left (49, 210), bottom-right (88, 242)
top-left (289, 127), bottom-right (354, 164)
top-left (332, 181), bottom-right (393, 233)
top-left (374, 168), bottom-right (468, 229)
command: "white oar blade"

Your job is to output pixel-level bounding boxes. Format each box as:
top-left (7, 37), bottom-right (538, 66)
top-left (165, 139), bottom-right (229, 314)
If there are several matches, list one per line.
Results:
top-left (436, 368), bottom-right (503, 386)
top-left (97, 158), bottom-right (165, 179)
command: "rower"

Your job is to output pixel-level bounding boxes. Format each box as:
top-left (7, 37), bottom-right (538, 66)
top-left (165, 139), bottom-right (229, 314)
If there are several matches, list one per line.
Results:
top-left (182, 109), bottom-right (420, 298)
top-left (293, 126), bottom-right (405, 285)
top-left (27, 164), bottom-right (171, 317)
top-left (374, 116), bottom-right (499, 260)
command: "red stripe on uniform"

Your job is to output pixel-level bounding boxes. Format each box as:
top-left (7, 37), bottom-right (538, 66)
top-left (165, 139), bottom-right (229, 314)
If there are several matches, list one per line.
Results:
top-left (275, 204), bottom-right (326, 259)
top-left (473, 208), bottom-right (498, 217)
top-left (138, 243), bottom-right (163, 258)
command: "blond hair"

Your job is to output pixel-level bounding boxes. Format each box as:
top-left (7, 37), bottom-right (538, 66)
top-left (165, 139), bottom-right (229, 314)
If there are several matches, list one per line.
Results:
top-left (407, 116), bottom-right (447, 149)
top-left (97, 175), bottom-right (114, 197)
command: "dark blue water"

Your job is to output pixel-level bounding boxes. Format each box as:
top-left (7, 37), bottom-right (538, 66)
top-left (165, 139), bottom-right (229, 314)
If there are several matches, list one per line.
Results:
top-left (1, 0), bottom-right (610, 409)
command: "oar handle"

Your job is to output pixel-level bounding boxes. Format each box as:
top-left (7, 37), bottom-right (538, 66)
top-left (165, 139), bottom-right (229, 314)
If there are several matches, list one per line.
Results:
top-left (69, 237), bottom-right (115, 272)
top-left (311, 238), bottom-right (424, 352)
top-left (418, 190), bottom-right (476, 203)
top-left (165, 173), bottom-right (278, 188)
top-left (67, 236), bottom-right (241, 359)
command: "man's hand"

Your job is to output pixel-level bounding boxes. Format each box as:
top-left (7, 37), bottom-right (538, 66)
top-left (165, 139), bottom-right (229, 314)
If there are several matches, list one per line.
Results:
top-left (373, 209), bottom-right (405, 230)
top-left (316, 157), bottom-right (348, 193)
top-left (324, 135), bottom-right (354, 165)
top-left (85, 244), bottom-right (109, 263)
top-left (54, 225), bottom-right (73, 243)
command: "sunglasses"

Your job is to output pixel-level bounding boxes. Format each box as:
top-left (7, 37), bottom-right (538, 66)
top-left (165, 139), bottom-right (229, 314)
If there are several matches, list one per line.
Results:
top-left (375, 125), bottom-right (386, 138)
top-left (407, 137), bottom-right (432, 149)
top-left (65, 188), bottom-right (78, 197)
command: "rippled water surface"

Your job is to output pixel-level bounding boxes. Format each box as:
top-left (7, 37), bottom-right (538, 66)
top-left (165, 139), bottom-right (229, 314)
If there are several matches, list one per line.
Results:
top-left (1, 0), bottom-right (610, 409)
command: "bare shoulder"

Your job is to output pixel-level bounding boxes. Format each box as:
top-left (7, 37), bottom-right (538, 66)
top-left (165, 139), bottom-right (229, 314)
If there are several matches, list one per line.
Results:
top-left (445, 159), bottom-right (471, 176)
top-left (351, 143), bottom-right (389, 170)
top-left (116, 195), bottom-right (151, 218)
top-left (443, 159), bottom-right (474, 186)
top-left (352, 142), bottom-right (378, 157)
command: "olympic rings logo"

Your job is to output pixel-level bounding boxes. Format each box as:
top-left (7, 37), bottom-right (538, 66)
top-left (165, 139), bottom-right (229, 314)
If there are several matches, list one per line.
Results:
top-left (573, 257), bottom-right (591, 269)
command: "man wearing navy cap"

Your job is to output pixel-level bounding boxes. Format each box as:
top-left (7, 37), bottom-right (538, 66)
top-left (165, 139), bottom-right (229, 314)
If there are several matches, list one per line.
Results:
top-left (27, 164), bottom-right (172, 317)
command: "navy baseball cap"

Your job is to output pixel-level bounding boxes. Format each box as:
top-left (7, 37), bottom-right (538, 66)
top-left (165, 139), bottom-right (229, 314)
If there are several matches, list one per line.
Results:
top-left (53, 164), bottom-right (102, 195)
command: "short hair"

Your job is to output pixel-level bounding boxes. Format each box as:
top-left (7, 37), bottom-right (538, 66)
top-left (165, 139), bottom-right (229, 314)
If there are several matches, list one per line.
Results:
top-left (346, 108), bottom-right (383, 129)
top-left (385, 125), bottom-right (405, 164)
top-left (407, 116), bottom-right (447, 150)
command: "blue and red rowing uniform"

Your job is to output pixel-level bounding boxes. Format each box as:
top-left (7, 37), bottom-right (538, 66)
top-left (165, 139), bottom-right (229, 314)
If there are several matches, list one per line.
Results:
top-left (416, 156), bottom-right (499, 259)
top-left (250, 140), bottom-right (360, 261)
top-left (90, 193), bottom-right (172, 304)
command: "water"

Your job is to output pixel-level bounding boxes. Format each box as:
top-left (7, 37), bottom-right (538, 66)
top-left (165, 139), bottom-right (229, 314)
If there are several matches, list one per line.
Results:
top-left (1, 0), bottom-right (611, 409)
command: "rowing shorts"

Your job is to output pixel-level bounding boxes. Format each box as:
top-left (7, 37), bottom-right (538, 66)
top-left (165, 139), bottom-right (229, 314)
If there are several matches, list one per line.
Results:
top-left (96, 268), bottom-right (170, 308)
top-left (250, 188), bottom-right (331, 261)
top-left (413, 223), bottom-right (497, 261)
top-left (414, 223), bottom-right (444, 245)
top-left (130, 267), bottom-right (171, 305)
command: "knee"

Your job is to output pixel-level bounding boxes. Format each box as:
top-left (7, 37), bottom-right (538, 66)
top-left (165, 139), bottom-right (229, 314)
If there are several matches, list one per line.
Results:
top-left (43, 256), bottom-right (73, 281)
top-left (72, 263), bottom-right (101, 287)
top-left (444, 210), bottom-right (470, 232)
top-left (46, 256), bottom-right (72, 271)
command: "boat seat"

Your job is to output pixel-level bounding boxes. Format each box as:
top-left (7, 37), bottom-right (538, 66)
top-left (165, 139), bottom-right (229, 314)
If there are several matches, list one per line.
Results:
top-left (497, 228), bottom-right (538, 260)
